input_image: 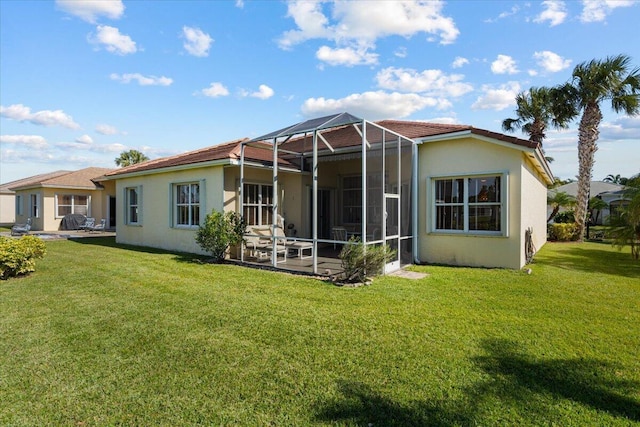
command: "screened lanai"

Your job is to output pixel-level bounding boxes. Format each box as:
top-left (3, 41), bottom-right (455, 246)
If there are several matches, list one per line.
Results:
top-left (239, 112), bottom-right (416, 276)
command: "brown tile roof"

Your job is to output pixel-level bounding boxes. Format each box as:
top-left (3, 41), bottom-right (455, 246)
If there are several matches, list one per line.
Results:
top-left (105, 138), bottom-right (298, 177)
top-left (1, 170), bottom-right (71, 193)
top-left (278, 120), bottom-right (538, 154)
top-left (8, 167), bottom-right (115, 191)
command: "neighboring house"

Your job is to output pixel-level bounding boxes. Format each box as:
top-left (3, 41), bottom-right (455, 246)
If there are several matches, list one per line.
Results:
top-left (1, 171), bottom-right (71, 226)
top-left (548, 181), bottom-right (625, 225)
top-left (9, 167), bottom-right (116, 231)
top-left (103, 113), bottom-right (552, 272)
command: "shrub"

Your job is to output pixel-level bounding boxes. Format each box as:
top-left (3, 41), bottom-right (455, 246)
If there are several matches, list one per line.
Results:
top-left (554, 210), bottom-right (575, 224)
top-left (339, 237), bottom-right (395, 284)
top-left (548, 223), bottom-right (578, 241)
top-left (0, 235), bottom-right (46, 280)
top-left (195, 210), bottom-right (246, 263)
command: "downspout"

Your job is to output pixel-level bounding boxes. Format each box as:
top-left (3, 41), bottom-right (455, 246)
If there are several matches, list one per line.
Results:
top-left (412, 141), bottom-right (419, 264)
top-left (240, 142), bottom-right (245, 263)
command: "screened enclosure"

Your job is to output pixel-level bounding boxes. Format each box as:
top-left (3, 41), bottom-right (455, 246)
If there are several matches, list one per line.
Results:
top-left (240, 113), bottom-right (415, 276)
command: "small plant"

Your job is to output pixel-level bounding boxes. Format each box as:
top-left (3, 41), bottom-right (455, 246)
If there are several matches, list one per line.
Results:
top-left (195, 210), bottom-right (246, 263)
top-left (554, 210), bottom-right (575, 224)
top-left (547, 223), bottom-right (578, 241)
top-left (338, 237), bottom-right (395, 284)
top-left (0, 235), bottom-right (47, 280)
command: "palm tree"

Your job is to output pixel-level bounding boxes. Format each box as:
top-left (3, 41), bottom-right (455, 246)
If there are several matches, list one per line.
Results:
top-left (547, 191), bottom-right (575, 223)
top-left (561, 55), bottom-right (640, 241)
top-left (115, 149), bottom-right (149, 167)
top-left (609, 173), bottom-right (640, 260)
top-left (502, 87), bottom-right (574, 163)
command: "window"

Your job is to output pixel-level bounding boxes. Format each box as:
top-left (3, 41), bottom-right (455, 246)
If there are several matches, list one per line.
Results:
top-left (342, 176), bottom-right (362, 224)
top-left (243, 183), bottom-right (272, 226)
top-left (16, 195), bottom-right (23, 216)
top-left (126, 186), bottom-right (141, 225)
top-left (30, 194), bottom-right (40, 218)
top-left (56, 194), bottom-right (89, 217)
top-left (175, 183), bottom-right (200, 227)
top-left (433, 175), bottom-right (504, 234)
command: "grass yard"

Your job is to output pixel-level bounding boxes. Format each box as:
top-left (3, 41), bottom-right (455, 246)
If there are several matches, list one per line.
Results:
top-left (1, 238), bottom-right (638, 426)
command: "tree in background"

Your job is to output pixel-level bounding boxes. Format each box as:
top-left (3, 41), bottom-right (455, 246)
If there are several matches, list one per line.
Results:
top-left (115, 150), bottom-right (149, 167)
top-left (608, 174), bottom-right (640, 260)
top-left (547, 191), bottom-right (575, 223)
top-left (603, 174), bottom-right (629, 185)
top-left (559, 55), bottom-right (640, 241)
top-left (502, 86), bottom-right (574, 163)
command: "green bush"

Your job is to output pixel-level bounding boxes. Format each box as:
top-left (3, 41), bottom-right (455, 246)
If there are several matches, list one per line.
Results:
top-left (548, 223), bottom-right (578, 241)
top-left (339, 237), bottom-right (395, 284)
top-left (554, 210), bottom-right (575, 223)
top-left (195, 210), bottom-right (246, 263)
top-left (0, 235), bottom-right (46, 280)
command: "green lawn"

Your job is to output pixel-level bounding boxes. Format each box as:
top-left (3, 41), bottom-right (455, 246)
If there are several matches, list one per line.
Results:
top-left (1, 238), bottom-right (638, 426)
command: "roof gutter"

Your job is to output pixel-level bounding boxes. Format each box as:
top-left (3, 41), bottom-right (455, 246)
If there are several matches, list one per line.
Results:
top-left (101, 158), bottom-right (233, 180)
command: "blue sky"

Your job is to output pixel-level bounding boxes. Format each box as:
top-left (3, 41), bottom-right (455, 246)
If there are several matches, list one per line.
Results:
top-left (1, 0), bottom-right (639, 184)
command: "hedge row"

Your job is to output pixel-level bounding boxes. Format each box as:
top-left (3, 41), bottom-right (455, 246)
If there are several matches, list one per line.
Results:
top-left (0, 236), bottom-right (47, 280)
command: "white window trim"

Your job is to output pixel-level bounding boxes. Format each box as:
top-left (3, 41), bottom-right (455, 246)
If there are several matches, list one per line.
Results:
top-left (54, 194), bottom-right (91, 218)
top-left (30, 193), bottom-right (41, 219)
top-left (242, 182), bottom-right (275, 226)
top-left (125, 186), bottom-right (142, 226)
top-left (171, 181), bottom-right (203, 229)
top-left (429, 171), bottom-right (508, 237)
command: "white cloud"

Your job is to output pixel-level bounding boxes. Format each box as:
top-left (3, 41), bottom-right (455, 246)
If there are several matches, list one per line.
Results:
top-left (580, 0), bottom-right (636, 23)
top-left (0, 104), bottom-right (80, 129)
top-left (110, 73), bottom-right (173, 86)
top-left (0, 135), bottom-right (49, 149)
top-left (491, 54), bottom-right (519, 74)
top-left (278, 0), bottom-right (459, 65)
top-left (250, 85), bottom-right (275, 100)
top-left (394, 47), bottom-right (407, 58)
top-left (302, 91), bottom-right (448, 120)
top-left (485, 5), bottom-right (521, 22)
top-left (182, 26), bottom-right (213, 57)
top-left (56, 0), bottom-right (124, 23)
top-left (599, 115), bottom-right (640, 140)
top-left (75, 134), bottom-right (93, 145)
top-left (96, 124), bottom-right (118, 135)
top-left (89, 25), bottom-right (137, 55)
top-left (452, 57), bottom-right (469, 68)
top-left (316, 45), bottom-right (378, 66)
top-left (375, 67), bottom-right (473, 98)
top-left (533, 50), bottom-right (572, 72)
top-left (200, 82), bottom-right (229, 98)
top-left (235, 0), bottom-right (244, 8)
top-left (534, 1), bottom-right (567, 26)
top-left (471, 81), bottom-right (521, 111)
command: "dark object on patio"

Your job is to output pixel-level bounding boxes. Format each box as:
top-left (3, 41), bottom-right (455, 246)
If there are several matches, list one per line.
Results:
top-left (60, 214), bottom-right (87, 230)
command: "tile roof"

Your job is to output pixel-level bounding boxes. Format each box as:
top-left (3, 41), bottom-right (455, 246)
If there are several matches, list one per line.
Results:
top-left (8, 167), bottom-right (115, 191)
top-left (105, 138), bottom-right (298, 178)
top-left (1, 170), bottom-right (71, 194)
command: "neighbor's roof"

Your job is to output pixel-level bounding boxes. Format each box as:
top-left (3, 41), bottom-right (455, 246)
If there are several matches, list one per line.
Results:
top-left (550, 181), bottom-right (624, 197)
top-left (1, 170), bottom-right (71, 194)
top-left (104, 138), bottom-right (298, 178)
top-left (8, 167), bottom-right (114, 191)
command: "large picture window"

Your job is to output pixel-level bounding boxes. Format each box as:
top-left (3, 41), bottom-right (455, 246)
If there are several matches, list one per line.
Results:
top-left (126, 186), bottom-right (141, 225)
top-left (243, 183), bottom-right (273, 226)
top-left (56, 194), bottom-right (89, 217)
top-left (433, 175), bottom-right (504, 234)
top-left (175, 183), bottom-right (200, 227)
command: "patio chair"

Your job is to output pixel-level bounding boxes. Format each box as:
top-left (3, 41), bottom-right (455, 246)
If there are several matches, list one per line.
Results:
top-left (332, 226), bottom-right (348, 249)
top-left (11, 218), bottom-right (32, 236)
top-left (79, 217), bottom-right (95, 231)
top-left (88, 219), bottom-right (106, 233)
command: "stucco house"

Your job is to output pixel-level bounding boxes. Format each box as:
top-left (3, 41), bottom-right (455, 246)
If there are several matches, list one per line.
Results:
top-left (103, 113), bottom-right (552, 273)
top-left (548, 181), bottom-right (625, 225)
top-left (9, 167), bottom-right (116, 232)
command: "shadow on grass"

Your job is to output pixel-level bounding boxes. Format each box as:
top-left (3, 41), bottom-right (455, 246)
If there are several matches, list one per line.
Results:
top-left (470, 338), bottom-right (640, 422)
top-left (313, 380), bottom-right (470, 427)
top-left (537, 243), bottom-right (640, 278)
top-left (67, 236), bottom-right (208, 264)
top-left (315, 339), bottom-right (639, 425)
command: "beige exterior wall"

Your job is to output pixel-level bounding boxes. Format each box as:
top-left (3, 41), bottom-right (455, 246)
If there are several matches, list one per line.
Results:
top-left (417, 137), bottom-right (547, 269)
top-left (115, 166), bottom-right (225, 255)
top-left (12, 186), bottom-right (113, 231)
top-left (1, 193), bottom-right (16, 225)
